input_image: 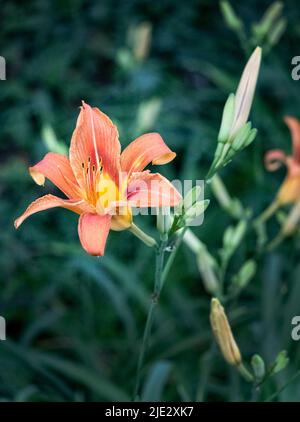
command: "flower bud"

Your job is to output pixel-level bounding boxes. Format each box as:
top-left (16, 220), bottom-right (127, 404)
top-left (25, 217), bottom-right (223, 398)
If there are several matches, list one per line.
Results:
top-left (271, 350), bottom-right (289, 374)
top-left (197, 253), bottom-right (219, 295)
top-left (156, 206), bottom-right (171, 235)
top-left (183, 185), bottom-right (202, 210)
top-left (251, 354), bottom-right (265, 382)
top-left (185, 199), bottom-right (210, 225)
top-left (210, 298), bottom-right (242, 366)
top-left (229, 47), bottom-right (262, 139)
top-left (220, 1), bottom-right (244, 32)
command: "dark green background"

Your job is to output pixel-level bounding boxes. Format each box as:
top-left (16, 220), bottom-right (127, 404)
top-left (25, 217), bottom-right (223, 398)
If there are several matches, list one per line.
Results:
top-left (1, 0), bottom-right (300, 401)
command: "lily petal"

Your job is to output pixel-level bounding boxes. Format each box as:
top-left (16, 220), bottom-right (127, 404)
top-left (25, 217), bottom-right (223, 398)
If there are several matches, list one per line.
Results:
top-left (29, 152), bottom-right (81, 199)
top-left (265, 149), bottom-right (287, 172)
top-left (78, 213), bottom-right (111, 256)
top-left (278, 174), bottom-right (300, 204)
top-left (284, 116), bottom-right (300, 163)
top-left (120, 133), bottom-right (176, 175)
top-left (69, 101), bottom-right (121, 187)
top-left (14, 194), bottom-right (88, 229)
top-left (127, 171), bottom-right (182, 207)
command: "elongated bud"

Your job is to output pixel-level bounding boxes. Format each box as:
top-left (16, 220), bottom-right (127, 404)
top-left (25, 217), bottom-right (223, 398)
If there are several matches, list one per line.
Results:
top-left (220, 1), bottom-right (243, 32)
top-left (156, 206), bottom-right (171, 236)
top-left (210, 298), bottom-right (242, 366)
top-left (223, 220), bottom-right (247, 255)
top-left (210, 174), bottom-right (244, 219)
top-left (253, 2), bottom-right (283, 40)
top-left (183, 228), bottom-right (203, 254)
top-left (268, 18), bottom-right (286, 48)
top-left (132, 22), bottom-right (152, 62)
top-left (232, 259), bottom-right (257, 291)
top-left (197, 253), bottom-right (219, 295)
top-left (229, 47), bottom-right (262, 139)
top-left (183, 229), bottom-right (219, 294)
top-left (271, 350), bottom-right (289, 375)
top-left (185, 199), bottom-right (210, 225)
top-left (206, 48), bottom-right (261, 180)
top-left (183, 185), bottom-right (202, 210)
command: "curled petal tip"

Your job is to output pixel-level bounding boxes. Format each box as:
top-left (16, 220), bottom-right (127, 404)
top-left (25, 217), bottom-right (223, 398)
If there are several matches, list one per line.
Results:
top-left (121, 133), bottom-right (176, 174)
top-left (14, 194), bottom-right (86, 232)
top-left (29, 167), bottom-right (45, 186)
top-left (152, 151), bottom-right (176, 165)
top-left (265, 149), bottom-right (287, 171)
top-left (28, 153), bottom-right (81, 199)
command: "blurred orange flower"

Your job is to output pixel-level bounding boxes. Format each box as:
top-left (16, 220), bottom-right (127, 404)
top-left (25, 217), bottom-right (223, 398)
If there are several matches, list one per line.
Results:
top-left (15, 101), bottom-right (181, 256)
top-left (265, 116), bottom-right (300, 205)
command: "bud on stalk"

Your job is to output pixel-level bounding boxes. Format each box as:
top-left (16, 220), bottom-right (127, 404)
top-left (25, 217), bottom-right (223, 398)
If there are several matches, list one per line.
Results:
top-left (210, 298), bottom-right (241, 366)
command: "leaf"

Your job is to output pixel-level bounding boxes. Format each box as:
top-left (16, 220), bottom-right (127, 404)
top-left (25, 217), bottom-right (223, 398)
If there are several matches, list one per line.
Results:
top-left (70, 255), bottom-right (136, 339)
top-left (141, 361), bottom-right (172, 402)
top-left (35, 353), bottom-right (130, 401)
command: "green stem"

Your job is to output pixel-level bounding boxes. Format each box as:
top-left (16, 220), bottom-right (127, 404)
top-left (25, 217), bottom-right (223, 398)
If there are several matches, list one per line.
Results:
top-left (161, 229), bottom-right (186, 289)
top-left (210, 174), bottom-right (243, 219)
top-left (129, 223), bottom-right (157, 248)
top-left (133, 239), bottom-right (167, 399)
top-left (264, 369), bottom-right (300, 402)
top-left (267, 232), bottom-right (285, 251)
top-left (254, 200), bottom-right (279, 226)
top-left (219, 257), bottom-right (229, 297)
top-left (237, 362), bottom-right (254, 383)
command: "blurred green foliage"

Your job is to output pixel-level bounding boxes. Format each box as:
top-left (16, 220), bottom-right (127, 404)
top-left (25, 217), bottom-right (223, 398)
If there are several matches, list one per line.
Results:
top-left (1, 0), bottom-right (300, 402)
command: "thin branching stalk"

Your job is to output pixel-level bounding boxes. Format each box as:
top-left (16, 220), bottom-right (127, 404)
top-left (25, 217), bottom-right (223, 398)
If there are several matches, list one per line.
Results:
top-left (254, 200), bottom-right (280, 225)
top-left (161, 228), bottom-right (187, 289)
top-left (133, 238), bottom-right (167, 399)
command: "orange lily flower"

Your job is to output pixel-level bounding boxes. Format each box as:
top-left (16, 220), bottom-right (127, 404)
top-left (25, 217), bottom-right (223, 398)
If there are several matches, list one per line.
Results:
top-left (15, 101), bottom-right (181, 256)
top-left (265, 116), bottom-right (300, 205)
